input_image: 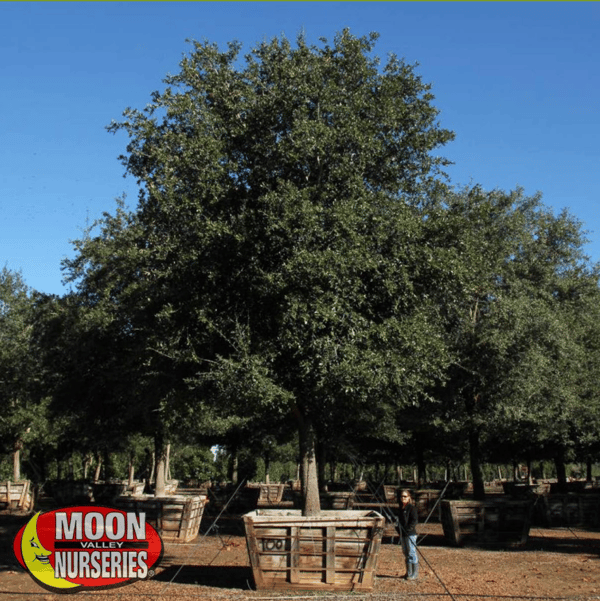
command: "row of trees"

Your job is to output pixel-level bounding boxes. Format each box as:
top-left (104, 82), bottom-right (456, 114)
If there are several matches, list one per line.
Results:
top-left (2, 30), bottom-right (599, 514)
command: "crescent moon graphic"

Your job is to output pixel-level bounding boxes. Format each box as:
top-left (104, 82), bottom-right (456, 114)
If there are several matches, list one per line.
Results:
top-left (20, 512), bottom-right (80, 591)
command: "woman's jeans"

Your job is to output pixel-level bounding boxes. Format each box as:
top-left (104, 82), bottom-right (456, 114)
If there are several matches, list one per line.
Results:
top-left (402, 533), bottom-right (418, 564)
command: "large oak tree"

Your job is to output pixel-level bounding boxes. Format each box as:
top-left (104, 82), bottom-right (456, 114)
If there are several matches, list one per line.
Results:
top-left (66, 30), bottom-right (455, 513)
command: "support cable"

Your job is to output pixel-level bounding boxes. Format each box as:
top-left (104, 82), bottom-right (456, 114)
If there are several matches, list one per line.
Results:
top-left (157, 478), bottom-right (248, 597)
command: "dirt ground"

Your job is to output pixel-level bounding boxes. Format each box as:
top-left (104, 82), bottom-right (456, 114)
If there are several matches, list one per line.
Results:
top-left (1, 510), bottom-right (599, 601)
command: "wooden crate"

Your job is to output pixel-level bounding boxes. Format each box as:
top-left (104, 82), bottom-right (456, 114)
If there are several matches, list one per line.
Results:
top-left (321, 492), bottom-right (355, 510)
top-left (243, 509), bottom-right (385, 592)
top-left (127, 481), bottom-right (146, 495)
top-left (92, 481), bottom-right (129, 504)
top-left (232, 486), bottom-right (262, 512)
top-left (0, 480), bottom-right (33, 511)
top-left (48, 480), bottom-right (94, 505)
top-left (113, 494), bottom-right (207, 543)
top-left (165, 480), bottom-right (179, 494)
top-left (383, 485), bottom-right (397, 503)
top-left (414, 489), bottom-right (442, 522)
top-left (537, 494), bottom-right (600, 528)
top-left (441, 499), bottom-right (533, 547)
top-left (256, 484), bottom-right (286, 507)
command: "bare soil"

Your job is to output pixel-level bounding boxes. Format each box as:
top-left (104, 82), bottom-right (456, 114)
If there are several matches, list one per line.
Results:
top-left (1, 510), bottom-right (599, 601)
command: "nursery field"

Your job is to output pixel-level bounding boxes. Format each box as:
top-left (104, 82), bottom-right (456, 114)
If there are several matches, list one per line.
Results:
top-left (1, 510), bottom-right (599, 601)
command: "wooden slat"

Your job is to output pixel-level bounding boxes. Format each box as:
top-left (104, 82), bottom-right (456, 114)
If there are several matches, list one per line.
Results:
top-left (243, 516), bottom-right (265, 588)
top-left (325, 525), bottom-right (335, 584)
top-left (362, 523), bottom-right (383, 588)
top-left (290, 526), bottom-right (300, 584)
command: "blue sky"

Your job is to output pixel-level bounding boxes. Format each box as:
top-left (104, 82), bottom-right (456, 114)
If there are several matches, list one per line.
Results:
top-left (2, 2), bottom-right (599, 296)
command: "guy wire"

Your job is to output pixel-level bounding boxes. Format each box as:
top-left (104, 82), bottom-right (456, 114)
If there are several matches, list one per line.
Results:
top-left (157, 478), bottom-right (248, 597)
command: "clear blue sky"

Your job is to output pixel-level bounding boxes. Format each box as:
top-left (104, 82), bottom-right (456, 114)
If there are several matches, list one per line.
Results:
top-left (2, 2), bottom-right (599, 296)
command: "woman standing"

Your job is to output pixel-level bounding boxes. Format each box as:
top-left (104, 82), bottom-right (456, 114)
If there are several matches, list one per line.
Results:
top-left (396, 488), bottom-right (419, 580)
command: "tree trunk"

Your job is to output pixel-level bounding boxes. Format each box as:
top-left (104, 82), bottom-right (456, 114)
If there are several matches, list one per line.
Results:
top-left (149, 451), bottom-right (155, 485)
top-left (298, 416), bottom-right (320, 516)
top-left (83, 454), bottom-right (92, 480)
top-left (165, 443), bottom-right (171, 482)
top-left (13, 442), bottom-right (21, 481)
top-left (93, 453), bottom-right (102, 483)
top-left (586, 457), bottom-right (593, 483)
top-left (128, 454), bottom-right (135, 487)
top-left (416, 438), bottom-right (426, 488)
top-left (264, 452), bottom-right (271, 484)
top-left (103, 449), bottom-right (111, 481)
top-left (317, 441), bottom-right (327, 491)
top-left (230, 448), bottom-right (239, 484)
top-left (154, 432), bottom-right (168, 497)
top-left (554, 450), bottom-right (568, 491)
top-left (468, 427), bottom-right (485, 500)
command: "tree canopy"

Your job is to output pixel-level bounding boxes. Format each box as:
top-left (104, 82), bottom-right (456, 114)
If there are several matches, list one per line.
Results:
top-left (62, 30), bottom-right (459, 513)
top-left (5, 30), bottom-right (599, 503)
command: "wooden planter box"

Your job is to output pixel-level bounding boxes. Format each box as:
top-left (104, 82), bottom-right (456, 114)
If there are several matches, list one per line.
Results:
top-left (92, 481), bottom-right (129, 504)
top-left (243, 509), bottom-right (385, 592)
top-left (414, 489), bottom-right (442, 522)
top-left (112, 494), bottom-right (207, 543)
top-left (320, 491), bottom-right (355, 510)
top-left (47, 480), bottom-right (94, 505)
top-left (93, 480), bottom-right (145, 502)
top-left (441, 499), bottom-right (533, 547)
top-left (127, 481), bottom-right (146, 496)
top-left (230, 486), bottom-right (262, 512)
top-left (164, 480), bottom-right (179, 494)
top-left (0, 480), bottom-right (33, 511)
top-left (291, 491), bottom-right (355, 510)
top-left (549, 481), bottom-right (590, 494)
top-left (502, 482), bottom-right (550, 497)
top-left (251, 483), bottom-right (287, 507)
top-left (536, 494), bottom-right (600, 528)
top-left (383, 485), bottom-right (397, 503)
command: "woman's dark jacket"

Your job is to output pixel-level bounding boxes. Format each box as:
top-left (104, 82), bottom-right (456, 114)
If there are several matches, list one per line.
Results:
top-left (396, 500), bottom-right (418, 536)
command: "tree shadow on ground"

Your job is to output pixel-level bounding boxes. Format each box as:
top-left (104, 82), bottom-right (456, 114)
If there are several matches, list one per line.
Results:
top-left (527, 529), bottom-right (600, 556)
top-left (385, 522), bottom-right (600, 558)
top-left (152, 565), bottom-right (255, 590)
top-left (0, 512), bottom-right (28, 571)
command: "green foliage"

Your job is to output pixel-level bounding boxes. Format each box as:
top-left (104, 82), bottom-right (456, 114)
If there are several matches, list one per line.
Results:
top-left (17, 30), bottom-right (598, 491)
top-left (421, 185), bottom-right (600, 493)
top-left (0, 267), bottom-right (54, 479)
top-left (61, 30), bottom-right (457, 509)
top-left (169, 445), bottom-right (216, 482)
top-left (0, 268), bottom-right (35, 443)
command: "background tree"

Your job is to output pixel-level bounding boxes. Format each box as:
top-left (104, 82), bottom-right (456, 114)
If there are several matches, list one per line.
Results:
top-left (430, 186), bottom-right (597, 498)
top-left (570, 277), bottom-right (600, 480)
top-left (0, 267), bottom-right (47, 481)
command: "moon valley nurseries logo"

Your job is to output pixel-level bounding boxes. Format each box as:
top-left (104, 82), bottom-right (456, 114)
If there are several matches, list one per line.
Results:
top-left (13, 506), bottom-right (164, 593)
